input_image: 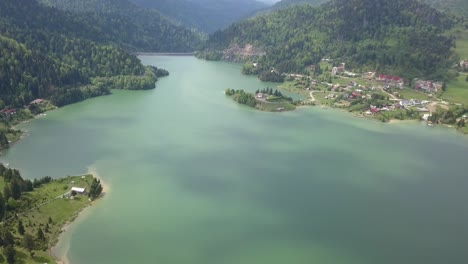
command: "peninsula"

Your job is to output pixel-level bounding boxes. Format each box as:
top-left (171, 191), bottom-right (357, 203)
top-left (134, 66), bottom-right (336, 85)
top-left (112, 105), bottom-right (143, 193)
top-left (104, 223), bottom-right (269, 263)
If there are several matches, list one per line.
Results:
top-left (0, 163), bottom-right (103, 264)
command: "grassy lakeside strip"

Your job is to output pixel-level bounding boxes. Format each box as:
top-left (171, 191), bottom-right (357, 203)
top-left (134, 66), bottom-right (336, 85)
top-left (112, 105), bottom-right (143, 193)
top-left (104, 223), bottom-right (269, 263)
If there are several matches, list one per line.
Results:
top-left (225, 88), bottom-right (297, 112)
top-left (0, 166), bottom-right (103, 264)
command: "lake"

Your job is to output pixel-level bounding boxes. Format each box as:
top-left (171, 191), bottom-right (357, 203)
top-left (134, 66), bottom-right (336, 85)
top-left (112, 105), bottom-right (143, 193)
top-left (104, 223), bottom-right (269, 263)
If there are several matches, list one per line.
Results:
top-left (2, 56), bottom-right (468, 264)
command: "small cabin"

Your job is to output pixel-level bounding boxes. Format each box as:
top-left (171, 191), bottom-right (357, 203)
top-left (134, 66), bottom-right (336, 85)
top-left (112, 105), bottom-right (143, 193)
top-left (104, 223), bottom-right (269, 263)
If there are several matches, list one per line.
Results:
top-left (71, 187), bottom-right (86, 194)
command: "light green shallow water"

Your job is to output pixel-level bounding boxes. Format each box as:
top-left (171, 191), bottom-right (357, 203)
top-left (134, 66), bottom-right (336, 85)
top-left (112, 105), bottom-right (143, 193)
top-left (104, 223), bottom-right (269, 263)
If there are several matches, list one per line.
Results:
top-left (2, 56), bottom-right (468, 264)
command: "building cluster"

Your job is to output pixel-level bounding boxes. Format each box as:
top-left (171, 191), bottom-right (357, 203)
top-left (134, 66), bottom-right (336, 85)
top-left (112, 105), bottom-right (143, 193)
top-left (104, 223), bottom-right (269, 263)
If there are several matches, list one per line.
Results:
top-left (376, 74), bottom-right (404, 89)
top-left (414, 80), bottom-right (442, 93)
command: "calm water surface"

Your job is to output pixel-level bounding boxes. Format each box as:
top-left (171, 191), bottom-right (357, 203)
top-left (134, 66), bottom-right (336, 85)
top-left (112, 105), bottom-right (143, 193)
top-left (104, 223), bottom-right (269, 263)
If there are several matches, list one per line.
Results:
top-left (2, 56), bottom-right (468, 264)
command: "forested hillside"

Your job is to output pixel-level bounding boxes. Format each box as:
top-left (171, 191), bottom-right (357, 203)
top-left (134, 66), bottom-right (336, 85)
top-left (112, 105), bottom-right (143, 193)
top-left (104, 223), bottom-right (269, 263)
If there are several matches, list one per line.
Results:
top-left (130, 0), bottom-right (267, 33)
top-left (39, 0), bottom-right (202, 51)
top-left (423, 0), bottom-right (468, 18)
top-left (199, 0), bottom-right (459, 81)
top-left (0, 0), bottom-right (162, 107)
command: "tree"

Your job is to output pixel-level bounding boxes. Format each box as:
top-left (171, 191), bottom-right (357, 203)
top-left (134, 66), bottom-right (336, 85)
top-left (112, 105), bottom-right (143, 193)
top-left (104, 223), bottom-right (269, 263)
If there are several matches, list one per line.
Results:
top-left (458, 118), bottom-right (466, 128)
top-left (88, 178), bottom-right (103, 200)
top-left (23, 233), bottom-right (35, 256)
top-left (21, 180), bottom-right (33, 192)
top-left (18, 220), bottom-right (25, 235)
top-left (37, 228), bottom-right (45, 241)
top-left (2, 230), bottom-right (14, 247)
top-left (0, 192), bottom-right (5, 220)
top-left (3, 245), bottom-right (15, 264)
top-left (10, 179), bottom-right (21, 200)
top-left (7, 198), bottom-right (17, 210)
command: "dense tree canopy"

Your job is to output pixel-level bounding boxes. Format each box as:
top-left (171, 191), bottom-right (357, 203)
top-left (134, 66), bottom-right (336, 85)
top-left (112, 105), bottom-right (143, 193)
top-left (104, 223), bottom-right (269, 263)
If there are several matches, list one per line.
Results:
top-left (0, 0), bottom-right (168, 109)
top-left (38, 0), bottom-right (203, 51)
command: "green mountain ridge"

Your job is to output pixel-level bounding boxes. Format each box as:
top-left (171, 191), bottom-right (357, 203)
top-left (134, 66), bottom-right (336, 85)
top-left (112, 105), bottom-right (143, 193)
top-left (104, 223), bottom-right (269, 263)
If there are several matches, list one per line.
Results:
top-left (199, 0), bottom-right (459, 80)
top-left (39, 0), bottom-right (202, 52)
top-left (130, 0), bottom-right (268, 33)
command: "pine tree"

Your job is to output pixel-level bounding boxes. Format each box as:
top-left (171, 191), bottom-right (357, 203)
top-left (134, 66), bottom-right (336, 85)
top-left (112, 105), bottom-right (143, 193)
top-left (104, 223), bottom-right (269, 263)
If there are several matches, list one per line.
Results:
top-left (3, 245), bottom-right (15, 264)
top-left (37, 228), bottom-right (45, 241)
top-left (2, 230), bottom-right (14, 246)
top-left (0, 192), bottom-right (5, 220)
top-left (10, 179), bottom-right (21, 200)
top-left (18, 220), bottom-right (25, 235)
top-left (23, 233), bottom-right (35, 255)
top-left (88, 178), bottom-right (103, 200)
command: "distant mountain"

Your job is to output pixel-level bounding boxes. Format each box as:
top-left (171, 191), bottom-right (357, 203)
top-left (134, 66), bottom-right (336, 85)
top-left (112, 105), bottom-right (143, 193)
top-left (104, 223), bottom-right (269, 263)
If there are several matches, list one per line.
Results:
top-left (422, 0), bottom-right (468, 17)
top-left (129, 0), bottom-right (268, 33)
top-left (39, 0), bottom-right (202, 51)
top-left (199, 0), bottom-right (458, 80)
top-left (271, 0), bottom-right (328, 9)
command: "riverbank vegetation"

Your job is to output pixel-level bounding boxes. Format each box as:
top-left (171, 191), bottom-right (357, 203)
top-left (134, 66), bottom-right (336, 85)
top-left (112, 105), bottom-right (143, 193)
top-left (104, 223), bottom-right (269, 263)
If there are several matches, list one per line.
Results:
top-left (0, 164), bottom-right (103, 264)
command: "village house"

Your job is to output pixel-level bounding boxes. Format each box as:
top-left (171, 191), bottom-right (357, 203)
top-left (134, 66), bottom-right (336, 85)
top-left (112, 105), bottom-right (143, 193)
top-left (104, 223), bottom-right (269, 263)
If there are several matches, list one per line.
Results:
top-left (331, 63), bottom-right (345, 75)
top-left (363, 71), bottom-right (376, 79)
top-left (376, 74), bottom-right (404, 88)
top-left (256, 93), bottom-right (264, 99)
top-left (460, 60), bottom-right (468, 69)
top-left (0, 108), bottom-right (17, 116)
top-left (370, 106), bottom-right (380, 113)
top-left (71, 187), bottom-right (86, 194)
top-left (399, 100), bottom-right (412, 108)
top-left (29, 98), bottom-right (46, 105)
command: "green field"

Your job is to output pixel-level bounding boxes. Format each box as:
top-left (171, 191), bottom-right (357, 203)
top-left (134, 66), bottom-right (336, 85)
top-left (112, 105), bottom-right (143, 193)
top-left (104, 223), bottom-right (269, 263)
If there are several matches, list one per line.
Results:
top-left (442, 73), bottom-right (468, 105)
top-left (278, 81), bottom-right (310, 97)
top-left (396, 88), bottom-right (433, 101)
top-left (0, 174), bottom-right (97, 264)
top-left (257, 99), bottom-right (296, 112)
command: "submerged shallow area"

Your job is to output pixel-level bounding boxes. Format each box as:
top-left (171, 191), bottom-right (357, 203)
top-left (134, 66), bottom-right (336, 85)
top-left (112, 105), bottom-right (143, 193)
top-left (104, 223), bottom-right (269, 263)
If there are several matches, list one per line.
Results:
top-left (2, 56), bottom-right (468, 264)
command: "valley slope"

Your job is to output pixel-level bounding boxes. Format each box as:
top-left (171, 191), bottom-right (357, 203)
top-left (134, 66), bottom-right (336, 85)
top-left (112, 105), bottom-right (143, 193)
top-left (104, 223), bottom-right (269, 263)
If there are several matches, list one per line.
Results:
top-left (199, 0), bottom-right (458, 81)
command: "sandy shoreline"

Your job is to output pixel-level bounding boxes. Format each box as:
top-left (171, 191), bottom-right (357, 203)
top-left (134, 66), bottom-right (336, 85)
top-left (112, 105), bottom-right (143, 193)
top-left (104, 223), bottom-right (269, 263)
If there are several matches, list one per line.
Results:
top-left (51, 168), bottom-right (109, 264)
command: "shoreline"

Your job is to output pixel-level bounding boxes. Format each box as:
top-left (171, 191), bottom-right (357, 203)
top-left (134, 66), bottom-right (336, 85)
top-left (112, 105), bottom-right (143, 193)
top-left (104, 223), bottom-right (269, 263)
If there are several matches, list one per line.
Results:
top-left (51, 169), bottom-right (109, 264)
top-left (135, 52), bottom-right (194, 56)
